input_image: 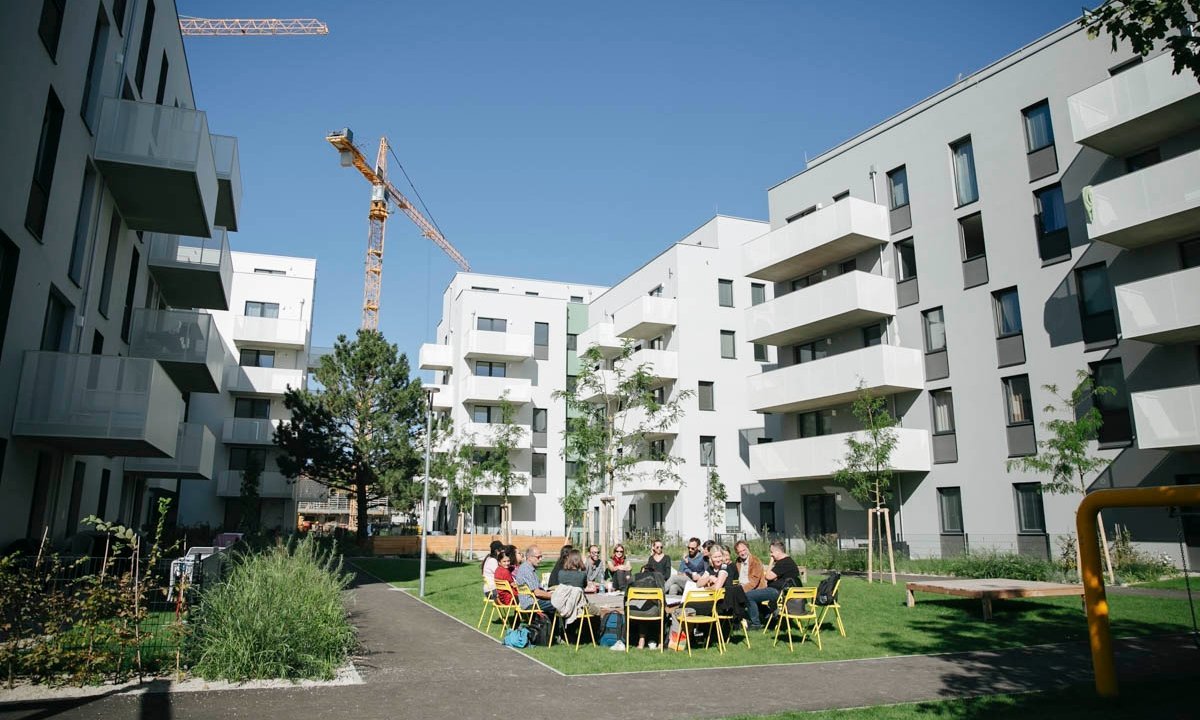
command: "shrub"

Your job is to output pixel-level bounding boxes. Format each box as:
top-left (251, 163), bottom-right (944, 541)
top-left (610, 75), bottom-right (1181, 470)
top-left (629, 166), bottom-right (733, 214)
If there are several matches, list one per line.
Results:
top-left (189, 537), bottom-right (354, 681)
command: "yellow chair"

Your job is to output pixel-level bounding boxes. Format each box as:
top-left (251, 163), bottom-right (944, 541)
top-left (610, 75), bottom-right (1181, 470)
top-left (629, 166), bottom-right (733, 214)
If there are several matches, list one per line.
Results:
top-left (625, 587), bottom-right (665, 652)
top-left (484, 580), bottom-right (520, 637)
top-left (773, 586), bottom-right (821, 651)
top-left (678, 589), bottom-right (725, 655)
top-left (715, 588), bottom-right (751, 649)
top-left (817, 577), bottom-right (846, 637)
top-left (514, 584), bottom-right (544, 627)
top-left (549, 600), bottom-right (597, 650)
top-left (477, 589), bottom-right (494, 629)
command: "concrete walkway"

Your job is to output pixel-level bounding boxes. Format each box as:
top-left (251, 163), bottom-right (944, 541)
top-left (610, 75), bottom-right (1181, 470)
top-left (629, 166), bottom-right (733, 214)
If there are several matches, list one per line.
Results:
top-left (1, 573), bottom-right (1196, 720)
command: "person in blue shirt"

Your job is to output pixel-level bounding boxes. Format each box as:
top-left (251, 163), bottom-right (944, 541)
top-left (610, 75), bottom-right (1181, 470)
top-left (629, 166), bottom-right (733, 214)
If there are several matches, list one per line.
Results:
top-left (513, 545), bottom-right (555, 614)
top-left (664, 537), bottom-right (707, 595)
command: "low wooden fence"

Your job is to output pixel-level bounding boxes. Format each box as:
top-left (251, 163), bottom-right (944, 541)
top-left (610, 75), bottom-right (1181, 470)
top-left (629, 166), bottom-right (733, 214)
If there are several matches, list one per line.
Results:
top-left (367, 534), bottom-right (569, 557)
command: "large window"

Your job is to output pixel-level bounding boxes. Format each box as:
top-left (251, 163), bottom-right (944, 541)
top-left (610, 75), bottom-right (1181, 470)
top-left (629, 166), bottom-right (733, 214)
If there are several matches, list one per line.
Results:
top-left (81, 8), bottom-right (110, 129)
top-left (959, 213), bottom-right (986, 260)
top-left (923, 308), bottom-right (946, 353)
top-left (1014, 483), bottom-right (1047, 534)
top-left (474, 361), bottom-right (506, 377)
top-left (1182, 238), bottom-right (1200, 270)
top-left (753, 343), bottom-right (768, 362)
top-left (244, 301), bottom-right (279, 318)
top-left (534, 321), bottom-right (549, 348)
top-left (803, 494), bottom-right (837, 537)
top-left (698, 381), bottom-right (714, 411)
top-left (719, 330), bottom-right (736, 359)
top-left (993, 288), bottom-right (1023, 337)
top-left (887, 166), bottom-right (909, 210)
top-left (239, 349), bottom-right (275, 367)
top-left (1022, 100), bottom-right (1055, 152)
top-left (532, 453), bottom-right (546, 479)
top-left (750, 283), bottom-right (766, 306)
top-left (69, 165), bottom-right (100, 286)
top-left (699, 436), bottom-right (716, 466)
top-left (937, 487), bottom-right (964, 534)
top-left (717, 279), bottom-right (734, 308)
top-left (951, 137), bottom-right (979, 206)
top-left (1035, 184), bottom-right (1067, 235)
top-left (931, 389), bottom-right (956, 434)
top-left (120, 247), bottom-right (139, 342)
top-left (97, 213), bottom-right (121, 318)
top-left (1003, 375), bottom-right (1034, 425)
top-left (759, 502), bottom-right (776, 534)
top-left (472, 405), bottom-right (503, 424)
top-left (476, 316), bottom-right (506, 332)
top-left (1091, 359), bottom-right (1133, 444)
top-left (0, 234), bottom-right (18, 362)
top-left (26, 89), bottom-right (64, 240)
top-left (862, 323), bottom-right (884, 347)
top-left (40, 288), bottom-right (72, 352)
top-left (794, 340), bottom-right (828, 364)
top-left (234, 398), bottom-right (271, 419)
top-left (799, 409), bottom-right (834, 438)
top-left (566, 333), bottom-right (577, 351)
top-left (1076, 264), bottom-right (1117, 344)
top-left (896, 239), bottom-right (917, 281)
top-left (134, 0), bottom-right (155, 94)
top-left (229, 447), bottom-right (267, 472)
top-left (725, 502), bottom-right (741, 533)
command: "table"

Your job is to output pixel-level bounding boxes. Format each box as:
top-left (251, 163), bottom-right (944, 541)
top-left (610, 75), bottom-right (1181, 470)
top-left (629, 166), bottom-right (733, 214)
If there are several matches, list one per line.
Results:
top-left (905, 578), bottom-right (1084, 620)
top-left (586, 592), bottom-right (684, 614)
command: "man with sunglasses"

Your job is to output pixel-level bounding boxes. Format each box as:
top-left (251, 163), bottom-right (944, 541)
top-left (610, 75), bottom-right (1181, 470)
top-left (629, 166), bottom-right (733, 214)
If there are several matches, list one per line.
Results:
top-left (664, 537), bottom-right (707, 595)
top-left (584, 545), bottom-right (605, 590)
top-left (514, 546), bottom-right (555, 614)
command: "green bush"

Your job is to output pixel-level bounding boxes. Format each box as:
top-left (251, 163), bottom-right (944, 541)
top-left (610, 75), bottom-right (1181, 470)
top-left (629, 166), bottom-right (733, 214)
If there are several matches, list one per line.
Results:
top-left (189, 537), bottom-right (355, 681)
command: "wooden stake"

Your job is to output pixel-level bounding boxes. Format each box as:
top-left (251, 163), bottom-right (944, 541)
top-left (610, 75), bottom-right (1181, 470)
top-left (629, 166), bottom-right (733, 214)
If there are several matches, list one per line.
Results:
top-left (884, 508), bottom-right (897, 586)
top-left (866, 508), bottom-right (875, 583)
top-left (1097, 511), bottom-right (1115, 585)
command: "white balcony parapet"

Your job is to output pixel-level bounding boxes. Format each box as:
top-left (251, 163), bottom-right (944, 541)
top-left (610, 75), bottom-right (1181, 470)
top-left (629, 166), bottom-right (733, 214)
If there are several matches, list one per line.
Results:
top-left (217, 470), bottom-right (294, 499)
top-left (307, 346), bottom-right (333, 371)
top-left (93, 98), bottom-right (217, 237)
top-left (1116, 265), bottom-right (1200, 344)
top-left (1132, 385), bottom-right (1200, 450)
top-left (463, 422), bottom-right (533, 449)
top-left (464, 330), bottom-right (534, 361)
top-left (426, 383), bottom-right (454, 410)
top-left (460, 375), bottom-right (533, 405)
top-left (129, 308), bottom-right (225, 393)
top-left (224, 366), bottom-right (304, 395)
top-left (614, 405), bottom-right (679, 438)
top-left (746, 345), bottom-right (925, 414)
top-left (750, 427), bottom-right (932, 481)
top-left (747, 271), bottom-right (897, 346)
top-left (211, 134), bottom-right (242, 231)
top-left (221, 418), bottom-right (281, 445)
top-left (474, 472), bottom-right (532, 497)
top-left (1086, 147), bottom-right (1200, 249)
top-left (623, 348), bottom-right (678, 384)
top-left (619, 462), bottom-right (682, 494)
top-left (126, 423), bottom-right (217, 479)
top-left (12, 352), bottom-right (184, 457)
top-left (146, 230), bottom-right (233, 311)
top-left (613, 296), bottom-right (677, 340)
top-left (298, 495), bottom-right (391, 515)
top-left (1068, 51), bottom-right (1200, 156)
top-left (743, 198), bottom-right (889, 281)
top-left (577, 369), bottom-right (618, 403)
top-left (578, 322), bottom-right (622, 355)
top-left (419, 343), bottom-right (453, 371)
top-left (233, 315), bottom-right (308, 348)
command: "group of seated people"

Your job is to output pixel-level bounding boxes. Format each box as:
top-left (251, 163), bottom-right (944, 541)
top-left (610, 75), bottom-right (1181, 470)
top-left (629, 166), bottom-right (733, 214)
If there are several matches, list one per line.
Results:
top-left (479, 536), bottom-right (803, 646)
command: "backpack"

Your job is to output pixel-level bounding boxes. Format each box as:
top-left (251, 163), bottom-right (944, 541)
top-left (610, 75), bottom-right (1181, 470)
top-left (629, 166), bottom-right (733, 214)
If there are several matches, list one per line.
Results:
top-left (525, 613), bottom-right (553, 646)
top-left (598, 611), bottom-right (625, 647)
top-left (816, 572), bottom-right (840, 606)
top-left (502, 626), bottom-right (529, 648)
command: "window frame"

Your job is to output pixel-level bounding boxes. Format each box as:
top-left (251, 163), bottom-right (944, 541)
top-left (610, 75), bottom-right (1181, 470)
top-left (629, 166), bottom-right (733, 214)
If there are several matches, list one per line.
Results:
top-left (750, 282), bottom-right (766, 306)
top-left (1002, 374), bottom-right (1034, 427)
top-left (698, 381), bottom-right (714, 411)
top-left (887, 165), bottom-right (909, 210)
top-left (895, 239), bottom-right (918, 281)
top-left (958, 212), bottom-right (987, 261)
top-left (533, 321), bottom-right (549, 348)
top-left (1075, 263), bottom-right (1117, 345)
top-left (476, 316), bottom-right (507, 332)
top-left (950, 136), bottom-right (979, 207)
top-left (719, 330), bottom-right (736, 359)
top-left (724, 502), bottom-right (741, 533)
top-left (930, 388), bottom-right (956, 434)
top-left (1021, 100), bottom-right (1055, 153)
top-left (717, 279), bottom-right (734, 308)
top-left (922, 307), bottom-right (946, 353)
top-left (1013, 482), bottom-right (1047, 534)
top-left (1090, 358), bottom-right (1133, 445)
top-left (937, 487), bottom-right (964, 534)
top-left (992, 287), bottom-right (1023, 339)
top-left (699, 436), bottom-right (716, 467)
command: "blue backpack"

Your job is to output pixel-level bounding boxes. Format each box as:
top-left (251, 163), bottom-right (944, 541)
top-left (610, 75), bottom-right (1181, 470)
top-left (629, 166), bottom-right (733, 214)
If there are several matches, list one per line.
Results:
top-left (503, 626), bottom-right (530, 648)
top-left (598, 612), bottom-right (624, 647)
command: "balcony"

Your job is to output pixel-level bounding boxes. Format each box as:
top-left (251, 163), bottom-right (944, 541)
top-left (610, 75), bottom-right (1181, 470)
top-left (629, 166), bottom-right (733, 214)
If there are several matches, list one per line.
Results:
top-left (614, 296), bottom-right (677, 340)
top-left (1132, 384), bottom-right (1200, 450)
top-left (146, 230), bottom-right (233, 311)
top-left (1115, 265), bottom-right (1200, 344)
top-left (577, 369), bottom-right (618, 403)
top-left (126, 423), bottom-right (217, 479)
top-left (746, 345), bottom-right (924, 414)
top-left (623, 348), bottom-right (678, 384)
top-left (224, 366), bottom-right (304, 395)
top-left (418, 343), bottom-right (453, 371)
top-left (750, 427), bottom-right (931, 481)
top-left (460, 375), bottom-right (532, 405)
top-left (93, 98), bottom-right (217, 237)
top-left (619, 462), bottom-right (681, 494)
top-left (464, 330), bottom-right (534, 361)
top-left (307, 345), bottom-right (332, 371)
top-left (474, 472), bottom-right (532, 497)
top-left (464, 422), bottom-right (532, 449)
top-left (578, 322), bottom-right (622, 355)
top-left (294, 479), bottom-right (328, 503)
top-left (746, 271), bottom-right (897, 346)
top-left (744, 198), bottom-right (889, 281)
top-left (211, 134), bottom-right (242, 231)
top-left (615, 405), bottom-right (679, 439)
top-left (1068, 52), bottom-right (1200, 156)
top-left (424, 383), bottom-right (454, 410)
top-left (128, 309), bottom-right (225, 393)
top-left (1086, 148), bottom-right (1200, 249)
top-left (11, 353), bottom-right (184, 457)
top-left (221, 418), bottom-right (280, 445)
top-left (232, 315), bottom-right (307, 348)
top-left (217, 470), bottom-right (294, 499)
top-left (298, 495), bottom-right (391, 515)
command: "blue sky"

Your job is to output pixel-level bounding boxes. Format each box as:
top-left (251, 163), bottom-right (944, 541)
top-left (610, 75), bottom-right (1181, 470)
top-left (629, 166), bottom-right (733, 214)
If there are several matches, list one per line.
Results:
top-left (183, 0), bottom-right (1090, 364)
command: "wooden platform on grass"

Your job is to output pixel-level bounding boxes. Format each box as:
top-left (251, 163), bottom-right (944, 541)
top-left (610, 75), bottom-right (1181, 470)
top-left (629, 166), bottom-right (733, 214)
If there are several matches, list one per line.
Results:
top-left (905, 578), bottom-right (1083, 620)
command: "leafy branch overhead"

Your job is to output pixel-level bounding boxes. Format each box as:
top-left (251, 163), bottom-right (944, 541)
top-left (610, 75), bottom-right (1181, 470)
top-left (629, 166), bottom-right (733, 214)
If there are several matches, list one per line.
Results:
top-left (1082, 0), bottom-right (1200, 81)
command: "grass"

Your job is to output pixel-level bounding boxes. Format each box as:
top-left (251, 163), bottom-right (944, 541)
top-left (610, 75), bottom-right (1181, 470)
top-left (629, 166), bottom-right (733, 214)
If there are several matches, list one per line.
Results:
top-left (1135, 576), bottom-right (1200, 591)
top-left (349, 558), bottom-right (1197, 675)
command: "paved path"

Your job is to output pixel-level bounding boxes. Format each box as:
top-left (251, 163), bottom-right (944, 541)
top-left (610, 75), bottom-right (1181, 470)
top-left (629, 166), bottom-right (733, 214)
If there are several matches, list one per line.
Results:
top-left (1, 573), bottom-right (1196, 720)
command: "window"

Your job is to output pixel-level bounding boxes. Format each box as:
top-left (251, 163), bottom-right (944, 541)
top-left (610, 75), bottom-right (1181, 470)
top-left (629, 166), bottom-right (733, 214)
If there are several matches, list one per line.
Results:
top-left (534, 321), bottom-right (549, 348)
top-left (896, 239), bottom-right (917, 281)
top-left (570, 295), bottom-right (584, 303)
top-left (244, 301), bottom-right (279, 318)
top-left (839, 258), bottom-right (857, 275)
top-left (887, 166), bottom-right (909, 210)
top-left (862, 323), bottom-right (884, 347)
top-left (753, 343), bottom-right (768, 362)
top-left (566, 333), bottom-right (577, 351)
top-left (234, 398), bottom-right (271, 419)
top-left (959, 213), bottom-right (986, 260)
top-left (154, 52), bottom-right (169, 105)
top-left (725, 502), bottom-right (741, 533)
top-left (1182, 239), bottom-right (1200, 270)
top-left (229, 447), bottom-right (267, 472)
top-left (923, 308), bottom-right (946, 352)
top-left (81, 8), bottom-right (110, 129)
top-left (476, 316), bottom-right (506, 332)
top-left (472, 405), bottom-right (503, 424)
top-left (134, 0), bottom-right (155, 95)
top-left (937, 488), bottom-right (964, 534)
top-left (239, 349), bottom-right (275, 368)
top-left (698, 381), bottom-right (714, 411)
top-left (652, 386), bottom-right (666, 404)
top-left (38, 0), bottom-right (66, 59)
top-left (40, 288), bottom-right (72, 352)
top-left (1035, 184), bottom-right (1067, 235)
top-left (0, 234), bottom-right (16, 362)
top-left (97, 212), bottom-right (121, 318)
top-left (1076, 264), bottom-right (1117, 344)
top-left (113, 0), bottom-right (128, 32)
top-left (786, 206), bottom-right (817, 223)
top-left (96, 469), bottom-right (111, 518)
top-left (794, 340), bottom-right (828, 364)
top-left (931, 389), bottom-right (956, 433)
top-left (717, 279), bottom-right (734, 307)
top-left (951, 137), bottom-right (979, 206)
top-left (1014, 483), bottom-right (1047, 533)
top-left (750, 283), bottom-right (766, 306)
top-left (1022, 100), bottom-right (1055, 153)
top-left (470, 286), bottom-right (498, 292)
top-left (69, 165), bottom-right (100, 286)
top-left (1091, 359), bottom-right (1133, 444)
top-left (1109, 56), bottom-right (1142, 75)
top-left (648, 285), bottom-right (663, 297)
top-left (993, 288), bottom-right (1023, 337)
top-left (652, 502), bottom-right (666, 529)
top-left (525, 291), bottom-right (538, 296)
top-left (759, 502), bottom-right (776, 533)
top-left (699, 436), bottom-right (716, 466)
top-left (803, 494), bottom-right (837, 537)
top-left (1003, 375), bottom-right (1034, 425)
top-left (719, 330), bottom-right (736, 359)
top-left (649, 439), bottom-right (666, 460)
top-left (474, 361), bottom-right (506, 377)
top-left (474, 505), bottom-right (501, 532)
top-left (566, 375), bottom-right (577, 393)
top-left (799, 410), bottom-right (834, 438)
top-left (532, 407), bottom-right (547, 434)
top-left (91, 330), bottom-right (104, 354)
top-left (832, 190), bottom-right (850, 203)
top-left (565, 461), bottom-right (579, 479)
top-left (253, 268), bottom-right (285, 276)
top-left (532, 453), bottom-right (546, 479)
top-left (1126, 147), bottom-right (1161, 172)
top-left (26, 89), bottom-right (64, 239)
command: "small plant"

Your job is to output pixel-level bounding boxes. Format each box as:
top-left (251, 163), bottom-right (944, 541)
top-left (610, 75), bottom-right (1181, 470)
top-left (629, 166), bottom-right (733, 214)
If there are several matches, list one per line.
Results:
top-left (704, 469), bottom-right (727, 539)
top-left (1056, 534), bottom-right (1079, 574)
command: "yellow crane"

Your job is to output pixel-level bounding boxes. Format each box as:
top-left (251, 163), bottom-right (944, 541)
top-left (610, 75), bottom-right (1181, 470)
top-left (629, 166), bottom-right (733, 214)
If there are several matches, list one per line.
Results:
top-left (179, 17), bottom-right (329, 36)
top-left (326, 129), bottom-right (470, 330)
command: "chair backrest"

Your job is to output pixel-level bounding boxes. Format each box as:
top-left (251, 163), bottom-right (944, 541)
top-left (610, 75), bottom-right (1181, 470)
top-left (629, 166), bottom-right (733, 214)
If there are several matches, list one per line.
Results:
top-left (781, 586), bottom-right (816, 617)
top-left (681, 589), bottom-right (720, 617)
top-left (494, 579), bottom-right (518, 607)
top-left (517, 583), bottom-right (536, 601)
top-left (626, 586), bottom-right (665, 618)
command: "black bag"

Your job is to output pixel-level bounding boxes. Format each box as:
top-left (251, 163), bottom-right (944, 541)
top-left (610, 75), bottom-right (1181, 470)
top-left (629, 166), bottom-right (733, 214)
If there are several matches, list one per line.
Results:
top-left (816, 572), bottom-right (840, 606)
top-left (525, 613), bottom-right (553, 646)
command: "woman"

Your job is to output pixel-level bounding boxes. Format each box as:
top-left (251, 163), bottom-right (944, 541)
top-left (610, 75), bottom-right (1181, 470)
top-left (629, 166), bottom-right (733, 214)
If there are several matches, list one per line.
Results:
top-left (503, 544), bottom-right (519, 569)
top-left (548, 544), bottom-right (574, 587)
top-left (493, 552), bottom-right (518, 608)
top-left (481, 540), bottom-right (504, 597)
top-left (607, 544), bottom-right (632, 591)
top-left (704, 546), bottom-right (749, 624)
top-left (556, 549), bottom-right (588, 589)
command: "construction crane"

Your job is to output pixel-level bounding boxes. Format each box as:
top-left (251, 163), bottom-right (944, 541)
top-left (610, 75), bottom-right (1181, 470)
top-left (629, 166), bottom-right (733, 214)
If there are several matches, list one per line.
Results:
top-left (326, 129), bottom-right (470, 330)
top-left (179, 17), bottom-right (329, 36)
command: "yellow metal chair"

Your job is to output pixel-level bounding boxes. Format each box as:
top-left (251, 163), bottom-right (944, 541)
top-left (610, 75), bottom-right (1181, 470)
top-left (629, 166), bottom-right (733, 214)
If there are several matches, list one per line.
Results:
top-left (773, 586), bottom-right (821, 652)
top-left (678, 589), bottom-right (725, 655)
top-left (515, 584), bottom-right (545, 627)
top-left (484, 580), bottom-right (520, 637)
top-left (625, 587), bottom-right (665, 652)
top-left (817, 578), bottom-right (847, 637)
top-left (549, 600), bottom-right (597, 650)
top-left (477, 589), bottom-right (494, 629)
top-left (715, 588), bottom-right (751, 649)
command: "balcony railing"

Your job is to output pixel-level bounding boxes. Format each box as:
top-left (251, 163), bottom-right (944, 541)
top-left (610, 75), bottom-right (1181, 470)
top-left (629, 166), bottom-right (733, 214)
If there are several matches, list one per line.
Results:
top-left (224, 366), bottom-right (304, 395)
top-left (746, 344), bottom-right (925, 414)
top-left (613, 296), bottom-right (677, 340)
top-left (474, 472), bottom-right (532, 496)
top-left (211, 134), bottom-right (242, 231)
top-left (623, 348), bottom-right (677, 384)
top-left (1115, 265), bottom-right (1200, 344)
top-left (12, 352), bottom-right (184, 457)
top-left (232, 315), bottom-right (307, 348)
top-left (418, 343), bottom-right (453, 371)
top-left (743, 198), bottom-right (889, 281)
top-left (619, 462), bottom-right (682, 494)
top-left (463, 422), bottom-right (532, 449)
top-left (1086, 147), bottom-right (1200, 249)
top-left (298, 496), bottom-right (391, 515)
top-left (746, 271), bottom-right (897, 346)
top-left (221, 418), bottom-right (280, 445)
top-left (125, 423), bottom-right (217, 479)
top-left (216, 470), bottom-right (294, 499)
top-left (146, 230), bottom-right (233, 310)
top-left (460, 375), bottom-right (533, 404)
top-left (129, 308), bottom-right (225, 393)
top-left (577, 369), bottom-right (618, 403)
top-left (464, 330), bottom-right (534, 361)
top-left (93, 98), bottom-right (217, 237)
top-left (577, 322), bottom-right (621, 354)
top-left (750, 427), bottom-right (931, 481)
top-left (426, 384), bottom-right (454, 410)
top-left (614, 405), bottom-right (679, 438)
top-left (1131, 384), bottom-right (1200, 450)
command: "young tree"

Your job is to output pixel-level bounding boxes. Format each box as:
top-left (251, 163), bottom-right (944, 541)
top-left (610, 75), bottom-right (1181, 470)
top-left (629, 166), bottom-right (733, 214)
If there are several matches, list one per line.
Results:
top-left (1082, 0), bottom-right (1200, 81)
top-left (238, 452), bottom-right (263, 534)
top-left (429, 415), bottom-right (477, 560)
top-left (554, 342), bottom-right (692, 560)
top-left (475, 394), bottom-right (525, 543)
top-left (275, 329), bottom-right (424, 543)
top-left (1006, 370), bottom-right (1118, 582)
top-left (833, 384), bottom-right (900, 584)
top-left (560, 474), bottom-right (590, 542)
top-left (705, 469), bottom-right (728, 540)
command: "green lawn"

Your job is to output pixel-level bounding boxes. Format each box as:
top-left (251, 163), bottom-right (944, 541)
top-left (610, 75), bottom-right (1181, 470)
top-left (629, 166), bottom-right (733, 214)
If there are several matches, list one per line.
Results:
top-left (1135, 576), bottom-right (1200, 591)
top-left (349, 558), bottom-right (1195, 675)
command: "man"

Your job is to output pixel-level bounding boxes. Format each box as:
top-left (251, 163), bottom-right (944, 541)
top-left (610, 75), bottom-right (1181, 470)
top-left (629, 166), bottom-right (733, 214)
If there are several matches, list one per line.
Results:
top-left (734, 540), bottom-right (766, 592)
top-left (664, 537), bottom-right (707, 595)
top-left (584, 545), bottom-right (605, 589)
top-left (513, 545), bottom-right (555, 614)
top-left (744, 541), bottom-right (801, 628)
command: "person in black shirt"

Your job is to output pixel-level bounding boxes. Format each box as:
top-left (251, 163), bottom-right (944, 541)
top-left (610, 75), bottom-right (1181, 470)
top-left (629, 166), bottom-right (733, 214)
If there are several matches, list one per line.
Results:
top-left (745, 541), bottom-right (801, 628)
top-left (701, 546), bottom-right (749, 624)
top-left (644, 538), bottom-right (672, 580)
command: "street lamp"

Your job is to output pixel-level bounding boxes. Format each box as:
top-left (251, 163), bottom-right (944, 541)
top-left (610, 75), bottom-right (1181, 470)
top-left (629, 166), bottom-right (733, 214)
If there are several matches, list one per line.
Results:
top-left (419, 385), bottom-right (440, 598)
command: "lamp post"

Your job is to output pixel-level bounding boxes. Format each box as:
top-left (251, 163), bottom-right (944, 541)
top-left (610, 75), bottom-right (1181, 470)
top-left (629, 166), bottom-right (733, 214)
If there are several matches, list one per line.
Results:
top-left (419, 386), bottom-right (440, 598)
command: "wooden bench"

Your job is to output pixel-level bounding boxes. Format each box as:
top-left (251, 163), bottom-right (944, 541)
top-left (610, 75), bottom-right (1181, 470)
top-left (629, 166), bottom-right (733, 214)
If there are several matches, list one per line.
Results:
top-left (905, 578), bottom-right (1083, 620)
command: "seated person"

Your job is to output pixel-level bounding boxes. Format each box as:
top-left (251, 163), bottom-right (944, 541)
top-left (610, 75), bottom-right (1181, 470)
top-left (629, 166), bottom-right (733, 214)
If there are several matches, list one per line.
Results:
top-left (734, 540), bottom-right (767, 592)
top-left (548, 544), bottom-right (573, 587)
top-left (513, 545), bottom-right (555, 614)
top-left (699, 546), bottom-right (749, 623)
top-left (665, 537), bottom-right (707, 595)
top-left (645, 539), bottom-right (671, 580)
top-left (626, 565), bottom-right (665, 649)
top-left (556, 549), bottom-right (589, 589)
top-left (493, 553), bottom-right (518, 607)
top-left (584, 545), bottom-right (606, 588)
top-left (607, 544), bottom-right (632, 590)
top-left (745, 541), bottom-right (802, 628)
top-left (481, 540), bottom-right (505, 598)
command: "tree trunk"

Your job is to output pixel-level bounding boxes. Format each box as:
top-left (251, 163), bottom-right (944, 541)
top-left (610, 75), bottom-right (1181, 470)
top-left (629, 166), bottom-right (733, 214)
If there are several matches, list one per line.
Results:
top-left (1097, 512), bottom-right (1116, 584)
top-left (354, 476), bottom-right (369, 545)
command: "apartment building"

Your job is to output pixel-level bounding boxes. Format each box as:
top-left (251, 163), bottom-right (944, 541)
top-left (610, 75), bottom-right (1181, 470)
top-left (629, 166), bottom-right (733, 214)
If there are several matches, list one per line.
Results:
top-left (743, 20), bottom-right (1200, 560)
top-left (420, 274), bottom-right (608, 536)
